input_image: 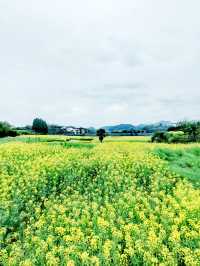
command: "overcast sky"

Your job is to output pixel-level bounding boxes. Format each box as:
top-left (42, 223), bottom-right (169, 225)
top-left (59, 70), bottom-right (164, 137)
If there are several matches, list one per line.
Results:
top-left (0, 0), bottom-right (199, 127)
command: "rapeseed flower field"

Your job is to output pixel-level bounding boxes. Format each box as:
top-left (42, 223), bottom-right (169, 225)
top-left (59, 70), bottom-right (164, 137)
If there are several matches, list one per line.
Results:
top-left (0, 138), bottom-right (200, 265)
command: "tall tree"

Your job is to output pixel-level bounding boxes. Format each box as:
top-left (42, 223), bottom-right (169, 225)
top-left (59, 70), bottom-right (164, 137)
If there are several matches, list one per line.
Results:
top-left (0, 121), bottom-right (11, 137)
top-left (97, 128), bottom-right (106, 143)
top-left (32, 118), bottom-right (48, 134)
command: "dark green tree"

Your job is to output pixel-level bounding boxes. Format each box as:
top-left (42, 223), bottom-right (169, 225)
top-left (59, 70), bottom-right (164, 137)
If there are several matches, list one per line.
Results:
top-left (32, 118), bottom-right (48, 134)
top-left (0, 121), bottom-right (18, 137)
top-left (177, 121), bottom-right (200, 142)
top-left (0, 121), bottom-right (11, 137)
top-left (97, 128), bottom-right (106, 143)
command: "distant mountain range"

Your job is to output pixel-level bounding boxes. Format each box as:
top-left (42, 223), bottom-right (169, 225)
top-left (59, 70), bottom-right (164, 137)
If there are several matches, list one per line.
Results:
top-left (102, 124), bottom-right (135, 132)
top-left (101, 121), bottom-right (175, 133)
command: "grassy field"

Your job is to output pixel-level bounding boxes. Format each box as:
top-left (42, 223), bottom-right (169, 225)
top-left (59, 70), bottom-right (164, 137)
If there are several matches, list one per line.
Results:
top-left (0, 136), bottom-right (200, 265)
top-left (0, 135), bottom-right (150, 144)
top-left (154, 146), bottom-right (200, 188)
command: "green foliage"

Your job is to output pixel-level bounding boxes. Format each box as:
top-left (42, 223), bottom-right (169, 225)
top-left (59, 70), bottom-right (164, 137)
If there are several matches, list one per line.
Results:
top-left (0, 121), bottom-right (18, 138)
top-left (15, 130), bottom-right (33, 135)
top-left (32, 118), bottom-right (48, 134)
top-left (151, 130), bottom-right (187, 143)
top-left (97, 128), bottom-right (106, 142)
top-left (152, 121), bottom-right (200, 143)
top-left (151, 131), bottom-right (167, 143)
top-left (177, 121), bottom-right (200, 142)
top-left (7, 130), bottom-right (18, 137)
top-left (165, 131), bottom-right (187, 143)
top-left (0, 121), bottom-right (11, 137)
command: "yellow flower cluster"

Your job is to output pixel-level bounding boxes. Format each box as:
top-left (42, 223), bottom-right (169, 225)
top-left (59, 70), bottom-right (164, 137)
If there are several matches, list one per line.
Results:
top-left (0, 140), bottom-right (199, 265)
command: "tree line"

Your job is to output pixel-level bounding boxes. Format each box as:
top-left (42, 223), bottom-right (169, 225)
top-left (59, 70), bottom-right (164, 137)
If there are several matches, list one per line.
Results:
top-left (152, 121), bottom-right (200, 143)
top-left (0, 118), bottom-right (48, 137)
top-left (1, 118), bottom-right (200, 143)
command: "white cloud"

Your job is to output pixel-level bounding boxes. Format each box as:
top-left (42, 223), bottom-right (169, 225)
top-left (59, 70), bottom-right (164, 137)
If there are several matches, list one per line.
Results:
top-left (0, 0), bottom-right (200, 127)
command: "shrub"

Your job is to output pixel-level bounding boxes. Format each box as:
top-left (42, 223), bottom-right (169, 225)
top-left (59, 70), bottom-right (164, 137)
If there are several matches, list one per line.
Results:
top-left (165, 131), bottom-right (186, 143)
top-left (0, 121), bottom-right (18, 138)
top-left (152, 122), bottom-right (200, 143)
top-left (7, 130), bottom-right (19, 137)
top-left (151, 131), bottom-right (167, 142)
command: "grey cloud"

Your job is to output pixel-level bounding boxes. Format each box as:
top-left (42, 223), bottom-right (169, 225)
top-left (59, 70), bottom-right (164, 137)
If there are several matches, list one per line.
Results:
top-left (0, 0), bottom-right (200, 127)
